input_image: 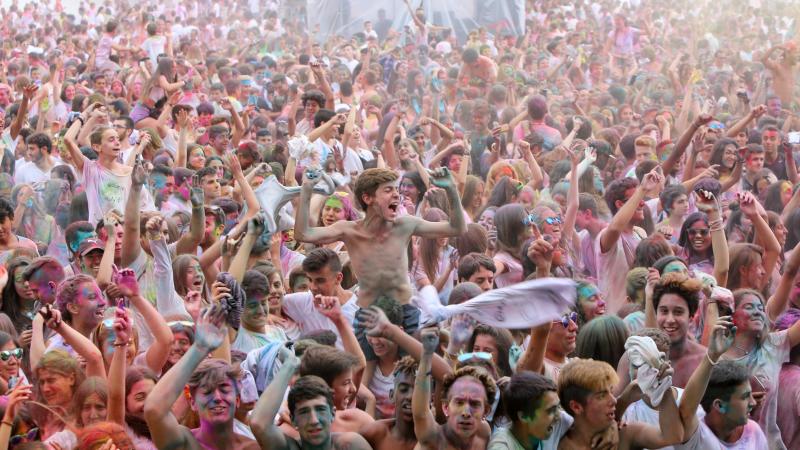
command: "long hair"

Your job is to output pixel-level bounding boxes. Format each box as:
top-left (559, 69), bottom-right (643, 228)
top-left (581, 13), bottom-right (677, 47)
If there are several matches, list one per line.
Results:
top-left (416, 208), bottom-right (449, 282)
top-left (494, 203), bottom-right (527, 257)
top-left (142, 57), bottom-right (175, 103)
top-left (461, 175), bottom-right (484, 217)
top-left (124, 366), bottom-right (158, 439)
top-left (73, 377), bottom-right (109, 427)
top-left (36, 350), bottom-right (85, 414)
top-left (0, 257), bottom-right (32, 327)
top-left (466, 325), bottom-right (514, 378)
top-left (727, 243), bottom-right (765, 292)
top-left (172, 254), bottom-right (203, 297)
top-left (575, 315), bottom-right (629, 369)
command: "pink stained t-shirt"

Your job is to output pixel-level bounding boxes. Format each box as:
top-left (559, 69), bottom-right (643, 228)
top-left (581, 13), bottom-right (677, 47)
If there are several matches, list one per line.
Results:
top-left (494, 250), bottom-right (523, 288)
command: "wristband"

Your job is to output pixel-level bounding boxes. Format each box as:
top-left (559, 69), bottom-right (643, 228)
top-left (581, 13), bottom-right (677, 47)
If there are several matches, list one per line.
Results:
top-left (706, 352), bottom-right (719, 366)
top-left (708, 218), bottom-right (723, 232)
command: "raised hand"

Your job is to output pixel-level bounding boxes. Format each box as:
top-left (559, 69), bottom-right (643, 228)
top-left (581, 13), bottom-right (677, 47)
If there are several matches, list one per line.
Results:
top-left (420, 326), bottom-right (439, 355)
top-left (751, 105), bottom-right (767, 118)
top-left (22, 83), bottom-right (39, 101)
top-left (358, 306), bottom-right (392, 338)
top-left (189, 175), bottom-right (204, 207)
top-left (698, 164), bottom-right (721, 180)
top-left (314, 295), bottom-right (342, 322)
top-left (132, 160), bottom-right (147, 188)
top-left (707, 315), bottom-right (736, 361)
top-left (736, 191), bottom-right (759, 217)
top-left (194, 304), bottom-right (227, 352)
top-left (246, 213), bottom-right (266, 236)
top-left (224, 153), bottom-right (242, 177)
top-left (644, 267), bottom-right (660, 300)
top-left (113, 307), bottom-right (132, 346)
top-left (428, 167), bottom-right (455, 189)
top-left (176, 108), bottom-right (191, 129)
top-left (640, 166), bottom-right (664, 192)
top-left (114, 268), bottom-right (140, 298)
top-left (694, 188), bottom-right (719, 213)
top-left (145, 215), bottom-right (165, 241)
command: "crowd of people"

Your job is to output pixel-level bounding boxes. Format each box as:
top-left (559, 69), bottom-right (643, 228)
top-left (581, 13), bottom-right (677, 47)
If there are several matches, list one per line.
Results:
top-left (0, 0), bottom-right (800, 448)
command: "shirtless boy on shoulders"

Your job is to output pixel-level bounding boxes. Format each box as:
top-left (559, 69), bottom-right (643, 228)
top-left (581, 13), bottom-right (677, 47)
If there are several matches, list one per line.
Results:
top-left (295, 167), bottom-right (467, 355)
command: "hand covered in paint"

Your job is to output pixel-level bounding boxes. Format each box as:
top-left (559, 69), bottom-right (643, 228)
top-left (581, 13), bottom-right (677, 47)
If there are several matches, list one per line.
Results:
top-left (314, 295), bottom-right (342, 323)
top-left (358, 306), bottom-right (393, 338)
top-left (114, 268), bottom-right (140, 298)
top-left (112, 306), bottom-right (132, 346)
top-left (428, 167), bottom-right (455, 189)
top-left (194, 304), bottom-right (227, 352)
top-left (420, 326), bottom-right (439, 355)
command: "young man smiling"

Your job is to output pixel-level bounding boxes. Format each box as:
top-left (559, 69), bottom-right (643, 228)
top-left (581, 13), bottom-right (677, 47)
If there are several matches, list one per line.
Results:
top-left (145, 305), bottom-right (260, 450)
top-left (250, 346), bottom-right (371, 450)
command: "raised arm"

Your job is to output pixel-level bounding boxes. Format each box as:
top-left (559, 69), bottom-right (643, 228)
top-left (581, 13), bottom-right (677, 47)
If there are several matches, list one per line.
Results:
top-left (120, 161), bottom-right (146, 267)
top-left (10, 84), bottom-right (37, 141)
top-left (107, 307), bottom-right (132, 425)
top-left (562, 147), bottom-right (582, 245)
top-left (680, 314), bottom-right (735, 439)
top-left (739, 192), bottom-right (781, 286)
top-left (726, 105), bottom-right (765, 139)
top-left (516, 322), bottom-right (551, 374)
top-left (175, 110), bottom-right (190, 168)
top-left (412, 327), bottom-right (442, 447)
top-left (665, 114), bottom-right (712, 176)
top-left (767, 242), bottom-right (800, 321)
top-left (695, 190), bottom-right (729, 287)
top-left (412, 168), bottom-right (467, 237)
top-left (294, 172), bottom-right (347, 244)
top-left (600, 168), bottom-right (664, 253)
top-left (621, 387), bottom-right (683, 448)
top-left (45, 308), bottom-right (106, 378)
top-left (250, 347), bottom-right (298, 450)
top-left (63, 111), bottom-right (90, 174)
top-left (315, 296), bottom-right (366, 385)
top-left (310, 62), bottom-right (335, 111)
top-left (96, 214), bottom-right (119, 290)
top-left (174, 181), bottom-right (205, 255)
top-left (144, 305), bottom-right (227, 450)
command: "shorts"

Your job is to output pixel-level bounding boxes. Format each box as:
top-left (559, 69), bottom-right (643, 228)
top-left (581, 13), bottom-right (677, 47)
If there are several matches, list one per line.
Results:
top-left (354, 303), bottom-right (420, 361)
top-left (130, 103), bottom-right (151, 124)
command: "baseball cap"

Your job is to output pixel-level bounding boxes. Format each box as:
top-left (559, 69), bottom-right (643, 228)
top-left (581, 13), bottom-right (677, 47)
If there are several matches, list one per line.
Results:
top-left (77, 238), bottom-right (105, 256)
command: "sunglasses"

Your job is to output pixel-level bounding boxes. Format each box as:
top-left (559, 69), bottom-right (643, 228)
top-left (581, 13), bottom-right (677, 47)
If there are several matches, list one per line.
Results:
top-left (457, 352), bottom-right (493, 363)
top-left (557, 312), bottom-right (578, 328)
top-left (545, 216), bottom-right (563, 225)
top-left (522, 213), bottom-right (536, 226)
top-left (0, 348), bottom-right (22, 361)
top-left (167, 320), bottom-right (196, 329)
top-left (9, 428), bottom-right (38, 446)
top-left (687, 228), bottom-right (710, 237)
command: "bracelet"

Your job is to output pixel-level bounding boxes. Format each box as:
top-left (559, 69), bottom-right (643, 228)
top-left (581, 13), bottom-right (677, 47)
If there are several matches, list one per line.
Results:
top-left (706, 352), bottom-right (719, 366)
top-left (1, 420), bottom-right (12, 427)
top-left (76, 116), bottom-right (85, 126)
top-left (112, 341), bottom-right (129, 347)
top-left (708, 218), bottom-right (723, 232)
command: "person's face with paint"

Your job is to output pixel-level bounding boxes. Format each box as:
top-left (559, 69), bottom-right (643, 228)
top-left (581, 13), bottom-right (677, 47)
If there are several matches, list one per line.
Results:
top-left (686, 219), bottom-right (711, 253)
top-left (321, 196), bottom-right (346, 227)
top-left (152, 173), bottom-right (175, 198)
top-left (168, 328), bottom-right (192, 365)
top-left (71, 281), bottom-right (107, 329)
top-left (746, 151), bottom-right (764, 173)
top-left (80, 391), bottom-right (107, 426)
top-left (184, 261), bottom-right (205, 293)
top-left (28, 266), bottom-right (61, 303)
top-left (761, 131), bottom-right (779, 155)
top-left (97, 221), bottom-right (124, 261)
top-left (520, 390), bottom-right (561, 441)
top-left (192, 376), bottom-right (239, 426)
top-left (578, 285), bottom-right (606, 322)
top-left (443, 376), bottom-right (489, 440)
top-left (126, 377), bottom-right (155, 418)
top-left (400, 177), bottom-right (420, 205)
top-left (242, 290), bottom-right (270, 332)
top-left (204, 214), bottom-right (224, 244)
top-left (391, 372), bottom-right (414, 422)
top-left (101, 319), bottom-right (136, 366)
top-left (292, 396), bottom-right (334, 446)
top-left (12, 264), bottom-right (34, 301)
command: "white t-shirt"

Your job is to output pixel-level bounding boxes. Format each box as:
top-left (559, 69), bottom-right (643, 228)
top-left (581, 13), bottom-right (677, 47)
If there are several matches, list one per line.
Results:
top-left (281, 291), bottom-right (358, 347)
top-left (141, 36), bottom-right (167, 70)
top-left (622, 387), bottom-right (705, 450)
top-left (369, 366), bottom-right (395, 420)
top-left (83, 159), bottom-right (155, 225)
top-left (596, 228), bottom-right (644, 314)
top-left (15, 159), bottom-right (58, 185)
top-left (676, 419), bottom-right (767, 450)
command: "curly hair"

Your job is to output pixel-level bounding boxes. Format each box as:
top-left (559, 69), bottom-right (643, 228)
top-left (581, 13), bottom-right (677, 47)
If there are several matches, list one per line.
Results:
top-left (393, 355), bottom-right (418, 378)
top-left (442, 365), bottom-right (497, 405)
top-left (354, 168), bottom-right (399, 211)
top-left (652, 272), bottom-right (703, 317)
top-left (77, 421), bottom-right (136, 450)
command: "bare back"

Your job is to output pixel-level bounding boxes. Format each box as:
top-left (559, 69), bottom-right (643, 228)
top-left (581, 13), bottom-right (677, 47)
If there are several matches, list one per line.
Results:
top-left (361, 419), bottom-right (418, 450)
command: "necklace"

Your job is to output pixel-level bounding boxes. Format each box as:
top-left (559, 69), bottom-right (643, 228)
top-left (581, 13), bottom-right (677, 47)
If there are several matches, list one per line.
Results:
top-left (732, 343), bottom-right (753, 356)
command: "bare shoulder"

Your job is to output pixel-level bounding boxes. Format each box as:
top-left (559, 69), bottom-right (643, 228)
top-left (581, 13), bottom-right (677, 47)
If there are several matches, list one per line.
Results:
top-left (359, 418), bottom-right (392, 441)
top-left (333, 431), bottom-right (374, 450)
